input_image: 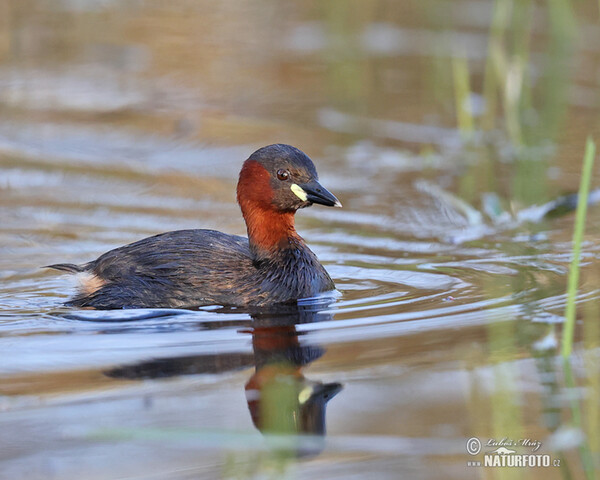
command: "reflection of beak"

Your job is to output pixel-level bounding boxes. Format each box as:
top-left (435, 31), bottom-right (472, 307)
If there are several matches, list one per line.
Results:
top-left (299, 382), bottom-right (343, 405)
top-left (299, 381), bottom-right (343, 436)
top-left (292, 180), bottom-right (342, 208)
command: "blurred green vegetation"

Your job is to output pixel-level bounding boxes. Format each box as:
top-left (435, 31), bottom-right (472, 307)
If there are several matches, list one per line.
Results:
top-left (1, 1), bottom-right (599, 479)
top-left (424, 0), bottom-right (585, 209)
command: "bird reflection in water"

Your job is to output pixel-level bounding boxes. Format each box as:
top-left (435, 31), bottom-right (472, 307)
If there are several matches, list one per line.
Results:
top-left (243, 306), bottom-right (342, 444)
top-left (104, 302), bottom-right (342, 457)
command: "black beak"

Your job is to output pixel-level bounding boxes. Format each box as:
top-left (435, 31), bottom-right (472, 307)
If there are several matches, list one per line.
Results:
top-left (298, 179), bottom-right (342, 208)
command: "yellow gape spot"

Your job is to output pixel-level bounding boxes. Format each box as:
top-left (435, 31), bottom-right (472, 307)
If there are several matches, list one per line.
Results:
top-left (298, 386), bottom-right (313, 404)
top-left (291, 183), bottom-right (308, 201)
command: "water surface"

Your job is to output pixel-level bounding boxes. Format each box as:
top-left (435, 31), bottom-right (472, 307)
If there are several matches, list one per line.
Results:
top-left (1, 1), bottom-right (600, 479)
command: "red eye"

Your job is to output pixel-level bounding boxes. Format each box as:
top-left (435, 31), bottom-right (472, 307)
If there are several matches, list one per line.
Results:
top-left (277, 169), bottom-right (289, 181)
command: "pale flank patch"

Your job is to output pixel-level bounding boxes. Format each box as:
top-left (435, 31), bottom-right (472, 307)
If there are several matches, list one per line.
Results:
top-left (291, 183), bottom-right (308, 201)
top-left (77, 272), bottom-right (106, 295)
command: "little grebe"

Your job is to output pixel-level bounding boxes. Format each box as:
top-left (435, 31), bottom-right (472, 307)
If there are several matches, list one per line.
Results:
top-left (47, 144), bottom-right (341, 309)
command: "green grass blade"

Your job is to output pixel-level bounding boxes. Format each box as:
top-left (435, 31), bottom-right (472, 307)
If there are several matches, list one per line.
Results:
top-left (562, 359), bottom-right (596, 479)
top-left (562, 137), bottom-right (596, 358)
top-left (452, 52), bottom-right (473, 139)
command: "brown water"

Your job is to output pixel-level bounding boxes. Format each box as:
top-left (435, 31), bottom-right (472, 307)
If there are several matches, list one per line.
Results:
top-left (1, 1), bottom-right (600, 479)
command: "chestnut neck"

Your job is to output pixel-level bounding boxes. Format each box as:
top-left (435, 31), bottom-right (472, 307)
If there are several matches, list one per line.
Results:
top-left (240, 201), bottom-right (302, 259)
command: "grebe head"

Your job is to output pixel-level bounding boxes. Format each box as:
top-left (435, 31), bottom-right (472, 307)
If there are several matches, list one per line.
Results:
top-left (237, 144), bottom-right (341, 214)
